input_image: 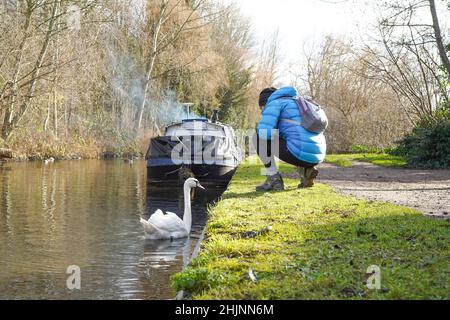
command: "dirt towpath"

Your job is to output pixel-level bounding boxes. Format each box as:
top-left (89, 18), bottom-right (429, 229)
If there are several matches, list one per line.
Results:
top-left (286, 161), bottom-right (450, 220)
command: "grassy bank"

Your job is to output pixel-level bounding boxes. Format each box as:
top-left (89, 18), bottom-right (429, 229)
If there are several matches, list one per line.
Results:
top-left (173, 161), bottom-right (449, 300)
top-left (325, 153), bottom-right (407, 168)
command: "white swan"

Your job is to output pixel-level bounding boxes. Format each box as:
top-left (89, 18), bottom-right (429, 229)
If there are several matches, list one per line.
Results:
top-left (140, 178), bottom-right (205, 240)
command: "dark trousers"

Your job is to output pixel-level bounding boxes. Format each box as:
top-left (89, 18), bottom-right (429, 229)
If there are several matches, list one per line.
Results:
top-left (255, 132), bottom-right (317, 169)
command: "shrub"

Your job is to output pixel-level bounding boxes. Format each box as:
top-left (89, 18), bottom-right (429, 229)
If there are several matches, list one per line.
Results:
top-left (395, 111), bottom-right (450, 169)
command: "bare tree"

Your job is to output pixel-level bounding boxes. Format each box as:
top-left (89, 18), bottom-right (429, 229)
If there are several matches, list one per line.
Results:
top-left (429, 0), bottom-right (450, 78)
top-left (1, 0), bottom-right (60, 140)
top-left (360, 0), bottom-right (449, 122)
top-left (0, 0), bottom-right (99, 141)
top-left (0, 0), bottom-right (276, 158)
top-left (254, 30), bottom-right (282, 87)
top-left (135, 0), bottom-right (212, 132)
top-left (294, 36), bottom-right (412, 152)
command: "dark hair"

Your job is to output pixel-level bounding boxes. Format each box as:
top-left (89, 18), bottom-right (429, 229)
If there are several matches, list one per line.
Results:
top-left (259, 87), bottom-right (278, 107)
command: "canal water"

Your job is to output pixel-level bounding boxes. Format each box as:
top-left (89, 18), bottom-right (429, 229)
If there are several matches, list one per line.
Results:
top-left (0, 160), bottom-right (225, 300)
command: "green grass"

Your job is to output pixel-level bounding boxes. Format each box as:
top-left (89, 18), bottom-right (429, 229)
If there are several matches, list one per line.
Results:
top-left (325, 153), bottom-right (407, 168)
top-left (172, 161), bottom-right (449, 300)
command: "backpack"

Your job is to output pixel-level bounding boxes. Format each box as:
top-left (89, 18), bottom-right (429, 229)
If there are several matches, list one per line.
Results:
top-left (281, 97), bottom-right (328, 134)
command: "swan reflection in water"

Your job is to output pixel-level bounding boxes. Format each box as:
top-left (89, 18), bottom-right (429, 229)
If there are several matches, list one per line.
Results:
top-left (141, 238), bottom-right (193, 269)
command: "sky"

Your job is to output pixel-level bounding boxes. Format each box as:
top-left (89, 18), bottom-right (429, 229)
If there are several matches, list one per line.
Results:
top-left (234, 0), bottom-right (369, 47)
top-left (228, 0), bottom-right (449, 85)
top-left (229, 0), bottom-right (373, 84)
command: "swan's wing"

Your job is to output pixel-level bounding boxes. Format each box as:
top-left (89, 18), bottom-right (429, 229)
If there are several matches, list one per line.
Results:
top-left (164, 211), bottom-right (180, 219)
top-left (151, 209), bottom-right (165, 219)
top-left (148, 211), bottom-right (185, 233)
top-left (148, 210), bottom-right (179, 222)
top-left (140, 218), bottom-right (158, 234)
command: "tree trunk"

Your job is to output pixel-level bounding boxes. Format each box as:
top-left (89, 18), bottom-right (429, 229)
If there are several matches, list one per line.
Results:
top-left (136, 1), bottom-right (168, 131)
top-left (1, 6), bottom-right (33, 139)
top-left (53, 88), bottom-right (58, 138)
top-left (137, 50), bottom-right (159, 130)
top-left (53, 26), bottom-right (60, 139)
top-left (429, 0), bottom-right (450, 81)
top-left (2, 0), bottom-right (60, 141)
top-left (44, 100), bottom-right (50, 132)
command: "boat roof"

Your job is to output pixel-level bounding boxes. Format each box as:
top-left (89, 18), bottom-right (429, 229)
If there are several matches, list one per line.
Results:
top-left (164, 117), bottom-right (235, 137)
top-left (182, 117), bottom-right (209, 122)
top-left (166, 117), bottom-right (231, 130)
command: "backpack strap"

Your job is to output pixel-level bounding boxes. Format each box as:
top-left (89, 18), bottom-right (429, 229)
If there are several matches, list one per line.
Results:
top-left (280, 118), bottom-right (304, 126)
top-left (279, 96), bottom-right (306, 127)
top-left (295, 96), bottom-right (309, 113)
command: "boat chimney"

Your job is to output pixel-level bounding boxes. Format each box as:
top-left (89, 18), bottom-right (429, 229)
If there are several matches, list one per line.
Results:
top-left (211, 110), bottom-right (219, 123)
top-left (181, 103), bottom-right (194, 117)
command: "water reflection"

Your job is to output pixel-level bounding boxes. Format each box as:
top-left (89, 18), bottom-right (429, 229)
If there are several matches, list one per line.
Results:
top-left (0, 160), bottom-right (225, 300)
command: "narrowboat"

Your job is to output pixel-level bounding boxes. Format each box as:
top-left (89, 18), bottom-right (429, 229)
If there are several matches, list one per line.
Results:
top-left (146, 115), bottom-right (242, 188)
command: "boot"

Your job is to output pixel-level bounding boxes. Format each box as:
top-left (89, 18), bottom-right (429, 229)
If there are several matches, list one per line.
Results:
top-left (256, 173), bottom-right (285, 192)
top-left (298, 167), bottom-right (306, 188)
top-left (298, 167), bottom-right (319, 189)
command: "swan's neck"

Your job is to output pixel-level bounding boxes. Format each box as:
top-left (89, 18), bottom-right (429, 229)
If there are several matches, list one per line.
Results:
top-left (183, 184), bottom-right (192, 234)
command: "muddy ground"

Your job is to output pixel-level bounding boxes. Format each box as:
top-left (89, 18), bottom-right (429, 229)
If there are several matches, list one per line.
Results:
top-left (284, 161), bottom-right (450, 220)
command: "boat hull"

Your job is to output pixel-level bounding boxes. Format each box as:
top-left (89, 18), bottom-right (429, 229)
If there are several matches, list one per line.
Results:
top-left (147, 161), bottom-right (238, 188)
top-left (145, 118), bottom-right (242, 188)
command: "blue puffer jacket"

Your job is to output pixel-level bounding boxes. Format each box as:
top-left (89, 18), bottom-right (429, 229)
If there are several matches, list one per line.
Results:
top-left (257, 87), bottom-right (327, 164)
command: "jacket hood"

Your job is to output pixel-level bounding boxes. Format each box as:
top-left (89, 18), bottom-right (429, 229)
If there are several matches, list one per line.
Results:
top-left (268, 87), bottom-right (298, 103)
